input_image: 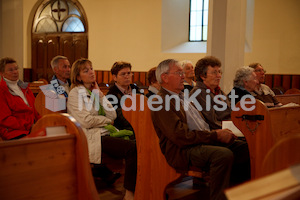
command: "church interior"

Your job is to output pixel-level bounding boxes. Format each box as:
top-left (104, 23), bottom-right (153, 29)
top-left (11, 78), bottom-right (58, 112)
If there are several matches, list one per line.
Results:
top-left (0, 0), bottom-right (300, 199)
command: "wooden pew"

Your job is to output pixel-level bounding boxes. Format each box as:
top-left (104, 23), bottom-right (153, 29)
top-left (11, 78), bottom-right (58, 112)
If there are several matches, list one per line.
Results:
top-left (231, 100), bottom-right (300, 179)
top-left (262, 134), bottom-right (300, 176)
top-left (29, 79), bottom-right (48, 96)
top-left (122, 94), bottom-right (203, 200)
top-left (268, 105), bottom-right (300, 142)
top-left (225, 135), bottom-right (300, 200)
top-left (0, 113), bottom-right (99, 200)
top-left (285, 88), bottom-right (300, 94)
top-left (275, 94), bottom-right (300, 105)
top-left (225, 163), bottom-right (300, 200)
top-left (34, 91), bottom-right (67, 116)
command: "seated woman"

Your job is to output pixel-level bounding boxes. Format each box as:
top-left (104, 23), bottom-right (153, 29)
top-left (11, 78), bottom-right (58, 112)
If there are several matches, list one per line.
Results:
top-left (0, 57), bottom-right (40, 140)
top-left (106, 61), bottom-right (143, 133)
top-left (145, 67), bottom-right (160, 98)
top-left (67, 58), bottom-right (136, 200)
top-left (249, 63), bottom-right (282, 107)
top-left (179, 60), bottom-right (196, 91)
top-left (228, 66), bottom-right (259, 105)
top-left (190, 56), bottom-right (231, 130)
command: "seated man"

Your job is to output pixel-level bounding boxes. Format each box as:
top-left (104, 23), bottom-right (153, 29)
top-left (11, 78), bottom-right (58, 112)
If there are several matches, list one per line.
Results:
top-left (146, 67), bottom-right (160, 98)
top-left (190, 56), bottom-right (231, 130)
top-left (106, 61), bottom-right (143, 132)
top-left (0, 57), bottom-right (40, 140)
top-left (50, 55), bottom-right (71, 97)
top-left (249, 63), bottom-right (282, 107)
top-left (228, 66), bottom-right (259, 104)
top-left (180, 60), bottom-right (196, 91)
top-left (151, 59), bottom-right (250, 200)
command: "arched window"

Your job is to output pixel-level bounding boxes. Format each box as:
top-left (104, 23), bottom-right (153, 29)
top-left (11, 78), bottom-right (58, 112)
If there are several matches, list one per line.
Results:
top-left (189, 0), bottom-right (209, 41)
top-left (31, 0), bottom-right (88, 81)
top-left (33, 0), bottom-right (87, 33)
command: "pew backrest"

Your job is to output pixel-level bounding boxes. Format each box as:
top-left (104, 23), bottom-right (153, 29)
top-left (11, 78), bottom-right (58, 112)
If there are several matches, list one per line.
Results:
top-left (231, 99), bottom-right (300, 179)
top-left (35, 91), bottom-right (67, 116)
top-left (262, 134), bottom-right (300, 176)
top-left (231, 100), bottom-right (273, 179)
top-left (269, 106), bottom-right (300, 142)
top-left (29, 79), bottom-right (48, 96)
top-left (122, 94), bottom-right (182, 200)
top-left (0, 113), bottom-right (98, 200)
top-left (275, 94), bottom-right (300, 105)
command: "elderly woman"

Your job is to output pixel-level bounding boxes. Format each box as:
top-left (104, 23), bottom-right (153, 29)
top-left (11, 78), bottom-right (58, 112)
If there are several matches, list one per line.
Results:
top-left (190, 56), bottom-right (231, 130)
top-left (249, 63), bottom-right (282, 107)
top-left (228, 66), bottom-right (259, 105)
top-left (0, 57), bottom-right (40, 140)
top-left (180, 60), bottom-right (196, 91)
top-left (67, 58), bottom-right (136, 200)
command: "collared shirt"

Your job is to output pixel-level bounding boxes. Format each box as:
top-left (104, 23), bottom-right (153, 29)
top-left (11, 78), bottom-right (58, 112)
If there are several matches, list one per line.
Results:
top-left (163, 87), bottom-right (210, 131)
top-left (250, 84), bottom-right (279, 107)
top-left (58, 80), bottom-right (70, 94)
top-left (115, 83), bottom-right (132, 95)
top-left (183, 80), bottom-right (196, 87)
top-left (205, 84), bottom-right (221, 95)
top-left (148, 85), bottom-right (159, 94)
top-left (4, 77), bottom-right (29, 106)
top-left (51, 75), bottom-right (70, 97)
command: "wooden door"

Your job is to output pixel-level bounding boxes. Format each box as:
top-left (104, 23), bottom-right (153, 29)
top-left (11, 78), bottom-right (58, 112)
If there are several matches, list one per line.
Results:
top-left (31, 33), bottom-right (88, 82)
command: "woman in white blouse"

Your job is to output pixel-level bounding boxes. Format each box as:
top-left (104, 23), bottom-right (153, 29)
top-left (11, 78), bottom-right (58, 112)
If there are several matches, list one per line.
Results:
top-left (67, 58), bottom-right (136, 200)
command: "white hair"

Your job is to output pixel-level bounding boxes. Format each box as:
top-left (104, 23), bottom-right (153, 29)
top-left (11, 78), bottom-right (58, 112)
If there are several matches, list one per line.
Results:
top-left (179, 60), bottom-right (193, 72)
top-left (155, 59), bottom-right (179, 84)
top-left (233, 66), bottom-right (254, 87)
top-left (50, 55), bottom-right (68, 70)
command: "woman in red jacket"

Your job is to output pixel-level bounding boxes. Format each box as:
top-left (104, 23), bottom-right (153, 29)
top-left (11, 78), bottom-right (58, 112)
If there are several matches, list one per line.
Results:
top-left (0, 57), bottom-right (40, 140)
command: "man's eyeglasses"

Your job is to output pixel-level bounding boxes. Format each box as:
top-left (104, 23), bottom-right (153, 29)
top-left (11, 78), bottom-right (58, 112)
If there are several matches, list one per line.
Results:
top-left (254, 69), bottom-right (266, 73)
top-left (165, 71), bottom-right (185, 77)
top-left (207, 70), bottom-right (222, 76)
top-left (119, 72), bottom-right (133, 77)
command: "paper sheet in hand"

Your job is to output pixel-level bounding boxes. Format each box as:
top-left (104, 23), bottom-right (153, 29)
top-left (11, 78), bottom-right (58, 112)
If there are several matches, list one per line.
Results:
top-left (222, 121), bottom-right (244, 137)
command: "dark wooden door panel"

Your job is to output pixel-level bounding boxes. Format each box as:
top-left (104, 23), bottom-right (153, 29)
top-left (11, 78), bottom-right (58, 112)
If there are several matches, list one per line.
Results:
top-left (60, 34), bottom-right (74, 64)
top-left (32, 33), bottom-right (88, 82)
top-left (73, 34), bottom-right (88, 59)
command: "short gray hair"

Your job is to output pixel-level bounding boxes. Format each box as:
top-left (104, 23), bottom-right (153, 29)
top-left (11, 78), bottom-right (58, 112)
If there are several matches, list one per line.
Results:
top-left (233, 66), bottom-right (254, 87)
top-left (179, 60), bottom-right (193, 72)
top-left (50, 55), bottom-right (68, 70)
top-left (156, 59), bottom-right (178, 84)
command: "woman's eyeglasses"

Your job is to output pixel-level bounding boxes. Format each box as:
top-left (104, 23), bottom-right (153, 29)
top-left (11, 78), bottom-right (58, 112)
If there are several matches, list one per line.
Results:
top-left (207, 70), bottom-right (222, 76)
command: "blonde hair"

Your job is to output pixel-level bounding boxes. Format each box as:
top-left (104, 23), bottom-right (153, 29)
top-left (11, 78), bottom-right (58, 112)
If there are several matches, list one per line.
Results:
top-left (70, 58), bottom-right (92, 89)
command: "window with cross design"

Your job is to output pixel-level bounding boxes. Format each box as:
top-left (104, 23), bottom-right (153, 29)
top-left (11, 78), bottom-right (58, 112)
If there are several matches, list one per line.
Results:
top-left (33, 0), bottom-right (87, 33)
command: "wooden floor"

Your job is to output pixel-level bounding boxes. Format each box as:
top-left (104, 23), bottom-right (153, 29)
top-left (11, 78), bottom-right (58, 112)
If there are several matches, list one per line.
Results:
top-left (96, 160), bottom-right (210, 200)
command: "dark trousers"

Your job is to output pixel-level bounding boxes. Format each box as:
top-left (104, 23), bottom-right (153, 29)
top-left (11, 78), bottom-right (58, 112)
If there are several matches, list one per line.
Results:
top-left (187, 140), bottom-right (250, 200)
top-left (101, 135), bottom-right (137, 192)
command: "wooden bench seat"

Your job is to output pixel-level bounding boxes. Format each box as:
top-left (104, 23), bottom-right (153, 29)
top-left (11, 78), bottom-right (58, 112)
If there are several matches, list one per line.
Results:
top-left (0, 113), bottom-right (99, 200)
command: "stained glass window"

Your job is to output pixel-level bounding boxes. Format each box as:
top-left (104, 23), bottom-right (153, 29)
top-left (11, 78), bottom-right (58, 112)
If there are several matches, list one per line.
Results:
top-left (189, 0), bottom-right (209, 41)
top-left (33, 0), bottom-right (86, 33)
